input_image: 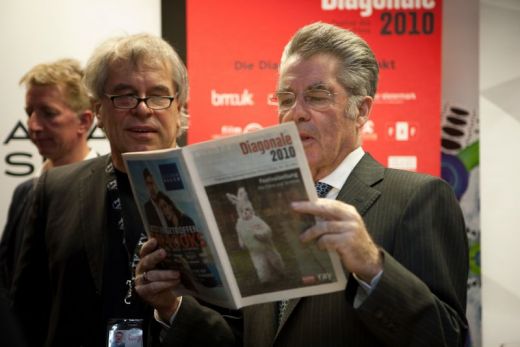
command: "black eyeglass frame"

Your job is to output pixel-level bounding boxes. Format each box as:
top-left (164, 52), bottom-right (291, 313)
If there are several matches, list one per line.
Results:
top-left (104, 93), bottom-right (178, 110)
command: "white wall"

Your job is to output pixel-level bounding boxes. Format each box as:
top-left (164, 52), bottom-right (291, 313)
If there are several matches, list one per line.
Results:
top-left (480, 0), bottom-right (520, 346)
top-left (0, 0), bottom-right (161, 233)
top-left (442, 0), bottom-right (481, 345)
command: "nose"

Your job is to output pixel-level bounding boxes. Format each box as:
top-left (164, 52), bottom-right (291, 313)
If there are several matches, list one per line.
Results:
top-left (27, 112), bottom-right (43, 132)
top-left (280, 97), bottom-right (310, 123)
top-left (132, 98), bottom-right (154, 118)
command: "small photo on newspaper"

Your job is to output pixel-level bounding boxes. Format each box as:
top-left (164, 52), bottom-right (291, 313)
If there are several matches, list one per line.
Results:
top-left (125, 157), bottom-right (223, 295)
top-left (205, 169), bottom-right (340, 298)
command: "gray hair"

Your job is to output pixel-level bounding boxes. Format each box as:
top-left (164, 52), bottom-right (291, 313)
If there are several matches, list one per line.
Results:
top-left (83, 33), bottom-right (189, 135)
top-left (280, 22), bottom-right (379, 119)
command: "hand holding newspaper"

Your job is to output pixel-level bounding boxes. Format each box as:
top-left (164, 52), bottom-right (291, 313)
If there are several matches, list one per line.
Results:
top-left (123, 122), bottom-right (346, 309)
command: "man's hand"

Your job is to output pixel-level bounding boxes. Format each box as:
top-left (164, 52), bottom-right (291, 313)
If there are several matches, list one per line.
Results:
top-left (292, 199), bottom-right (382, 283)
top-left (135, 238), bottom-right (182, 322)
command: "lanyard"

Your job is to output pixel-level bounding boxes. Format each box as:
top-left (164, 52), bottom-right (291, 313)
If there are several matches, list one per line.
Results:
top-left (105, 161), bottom-right (148, 305)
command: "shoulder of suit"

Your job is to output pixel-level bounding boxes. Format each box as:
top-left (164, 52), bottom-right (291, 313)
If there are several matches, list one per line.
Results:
top-left (383, 167), bottom-right (452, 198)
top-left (39, 155), bottom-right (109, 186)
top-left (385, 166), bottom-right (440, 183)
top-left (12, 177), bottom-right (36, 196)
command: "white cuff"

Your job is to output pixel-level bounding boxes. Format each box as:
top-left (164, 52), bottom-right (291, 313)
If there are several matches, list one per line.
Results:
top-left (154, 296), bottom-right (183, 329)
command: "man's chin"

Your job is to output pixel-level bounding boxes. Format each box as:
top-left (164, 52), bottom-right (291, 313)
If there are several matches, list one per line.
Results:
top-left (126, 140), bottom-right (175, 153)
top-left (127, 144), bottom-right (159, 153)
top-left (37, 149), bottom-right (55, 159)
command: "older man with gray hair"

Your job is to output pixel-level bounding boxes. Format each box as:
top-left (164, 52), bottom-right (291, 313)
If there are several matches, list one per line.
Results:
top-left (137, 21), bottom-right (468, 347)
top-left (12, 33), bottom-right (232, 347)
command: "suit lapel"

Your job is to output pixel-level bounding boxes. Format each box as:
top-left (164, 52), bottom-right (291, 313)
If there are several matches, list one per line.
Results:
top-left (336, 153), bottom-right (384, 216)
top-left (80, 156), bottom-right (110, 292)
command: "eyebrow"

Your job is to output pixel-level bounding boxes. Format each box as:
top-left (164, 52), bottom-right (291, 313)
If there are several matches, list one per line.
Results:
top-left (306, 83), bottom-right (330, 91)
top-left (278, 82), bottom-right (330, 93)
top-left (108, 83), bottom-right (174, 95)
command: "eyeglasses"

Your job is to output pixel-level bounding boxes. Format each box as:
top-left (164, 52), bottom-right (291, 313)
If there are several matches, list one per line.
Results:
top-left (104, 94), bottom-right (177, 110)
top-left (270, 89), bottom-right (338, 113)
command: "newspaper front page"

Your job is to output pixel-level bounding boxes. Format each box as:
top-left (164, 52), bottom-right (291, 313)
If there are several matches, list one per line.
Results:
top-left (123, 122), bottom-right (346, 309)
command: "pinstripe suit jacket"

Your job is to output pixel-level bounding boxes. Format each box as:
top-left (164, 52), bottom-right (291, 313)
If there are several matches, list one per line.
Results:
top-left (241, 153), bottom-right (469, 347)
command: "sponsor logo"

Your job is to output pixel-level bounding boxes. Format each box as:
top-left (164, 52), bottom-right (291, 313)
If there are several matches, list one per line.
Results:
top-left (386, 121), bottom-right (418, 141)
top-left (211, 89), bottom-right (254, 106)
top-left (361, 119), bottom-right (378, 141)
top-left (387, 155), bottom-right (417, 171)
top-left (217, 123), bottom-right (265, 139)
top-left (375, 92), bottom-right (417, 104)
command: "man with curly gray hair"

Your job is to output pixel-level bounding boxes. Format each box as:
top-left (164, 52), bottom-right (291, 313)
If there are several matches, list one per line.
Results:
top-left (11, 33), bottom-right (230, 347)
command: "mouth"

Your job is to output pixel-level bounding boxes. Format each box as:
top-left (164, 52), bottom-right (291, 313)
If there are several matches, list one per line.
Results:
top-left (299, 132), bottom-right (315, 145)
top-left (128, 125), bottom-right (157, 133)
top-left (32, 137), bottom-right (53, 145)
top-left (126, 125), bottom-right (158, 138)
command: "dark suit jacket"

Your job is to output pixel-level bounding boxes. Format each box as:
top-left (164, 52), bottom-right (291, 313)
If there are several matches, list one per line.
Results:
top-left (12, 155), bottom-right (234, 347)
top-left (0, 178), bottom-right (36, 294)
top-left (241, 153), bottom-right (469, 346)
top-left (0, 292), bottom-right (26, 347)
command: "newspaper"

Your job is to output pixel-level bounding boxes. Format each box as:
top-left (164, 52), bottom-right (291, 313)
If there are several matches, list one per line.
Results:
top-left (122, 122), bottom-right (347, 309)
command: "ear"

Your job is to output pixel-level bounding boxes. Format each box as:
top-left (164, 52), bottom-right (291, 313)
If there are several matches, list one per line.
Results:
top-left (226, 193), bottom-right (237, 205)
top-left (93, 101), bottom-right (104, 129)
top-left (176, 112), bottom-right (182, 130)
top-left (356, 96), bottom-right (373, 129)
top-left (237, 187), bottom-right (248, 201)
top-left (77, 110), bottom-right (94, 135)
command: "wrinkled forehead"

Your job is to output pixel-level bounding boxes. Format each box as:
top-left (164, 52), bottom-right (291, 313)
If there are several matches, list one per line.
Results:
top-left (26, 83), bottom-right (54, 97)
top-left (278, 53), bottom-right (341, 91)
top-left (104, 59), bottom-right (175, 95)
top-left (108, 57), bottom-right (172, 76)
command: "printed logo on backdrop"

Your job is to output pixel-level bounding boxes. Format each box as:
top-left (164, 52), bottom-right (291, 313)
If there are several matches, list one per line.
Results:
top-left (159, 163), bottom-right (184, 190)
top-left (386, 121), bottom-right (418, 142)
top-left (321, 0), bottom-right (436, 17)
top-left (2, 120), bottom-right (107, 177)
top-left (211, 89), bottom-right (254, 107)
top-left (322, 0), bottom-right (437, 37)
top-left (218, 123), bottom-right (264, 139)
top-left (361, 119), bottom-right (378, 141)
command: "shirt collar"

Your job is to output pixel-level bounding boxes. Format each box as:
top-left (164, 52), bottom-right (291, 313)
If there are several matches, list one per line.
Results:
top-left (319, 147), bottom-right (365, 198)
top-left (36, 148), bottom-right (99, 177)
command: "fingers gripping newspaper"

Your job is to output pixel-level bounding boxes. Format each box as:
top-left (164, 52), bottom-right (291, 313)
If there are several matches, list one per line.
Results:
top-left (123, 122), bottom-right (346, 309)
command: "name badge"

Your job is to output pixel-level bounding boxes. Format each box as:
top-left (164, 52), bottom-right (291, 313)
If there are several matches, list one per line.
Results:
top-left (107, 319), bottom-right (144, 347)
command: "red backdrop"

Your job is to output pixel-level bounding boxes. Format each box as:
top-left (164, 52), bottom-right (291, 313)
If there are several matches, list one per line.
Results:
top-left (186, 0), bottom-right (442, 175)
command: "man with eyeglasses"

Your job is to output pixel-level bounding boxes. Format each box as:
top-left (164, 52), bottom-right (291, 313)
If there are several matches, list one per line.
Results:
top-left (241, 22), bottom-right (467, 346)
top-left (11, 33), bottom-right (232, 347)
top-left (137, 22), bottom-right (469, 346)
